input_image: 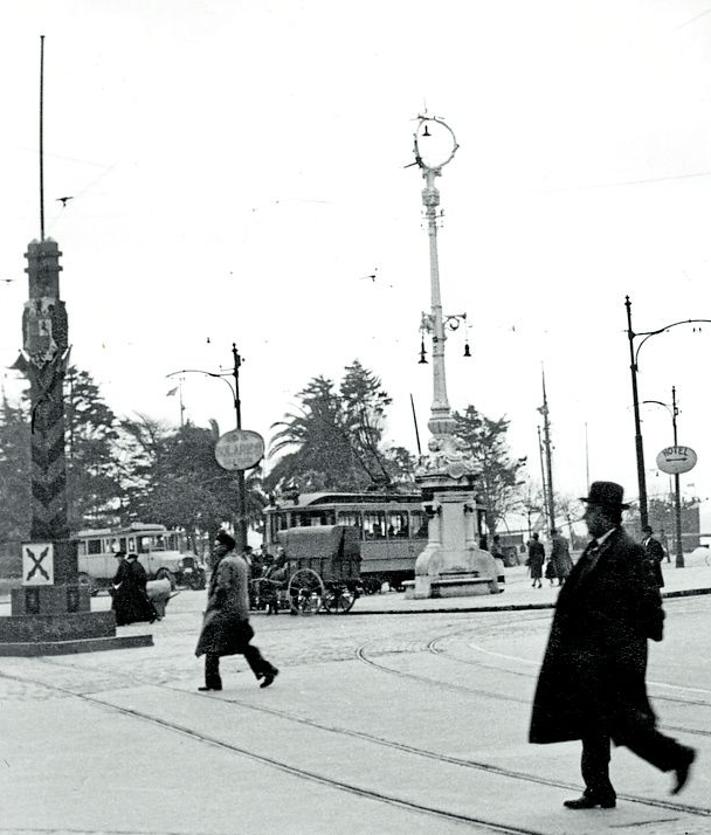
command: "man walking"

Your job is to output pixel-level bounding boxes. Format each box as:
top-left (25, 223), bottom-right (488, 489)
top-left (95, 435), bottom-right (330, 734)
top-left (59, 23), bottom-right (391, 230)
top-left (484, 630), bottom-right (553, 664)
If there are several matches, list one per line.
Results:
top-left (527, 533), bottom-right (545, 588)
top-left (550, 527), bottom-right (573, 585)
top-left (195, 530), bottom-right (278, 691)
top-left (642, 524), bottom-right (665, 588)
top-left (529, 481), bottom-right (696, 808)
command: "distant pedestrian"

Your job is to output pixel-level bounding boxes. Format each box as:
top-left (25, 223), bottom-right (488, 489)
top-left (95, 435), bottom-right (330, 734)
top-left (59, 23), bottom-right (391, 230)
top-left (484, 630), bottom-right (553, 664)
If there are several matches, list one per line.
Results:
top-left (659, 529), bottom-right (671, 563)
top-left (544, 558), bottom-right (557, 586)
top-left (550, 528), bottom-right (573, 585)
top-left (642, 524), bottom-right (665, 588)
top-left (195, 530), bottom-right (278, 691)
top-left (527, 533), bottom-right (545, 588)
top-left (529, 481), bottom-right (696, 810)
top-left (111, 551), bottom-right (156, 625)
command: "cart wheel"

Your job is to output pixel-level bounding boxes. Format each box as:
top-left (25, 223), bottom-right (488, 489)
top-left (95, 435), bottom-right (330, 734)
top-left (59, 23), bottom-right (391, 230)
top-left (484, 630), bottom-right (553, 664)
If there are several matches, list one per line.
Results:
top-left (323, 585), bottom-right (356, 614)
top-left (288, 568), bottom-right (324, 615)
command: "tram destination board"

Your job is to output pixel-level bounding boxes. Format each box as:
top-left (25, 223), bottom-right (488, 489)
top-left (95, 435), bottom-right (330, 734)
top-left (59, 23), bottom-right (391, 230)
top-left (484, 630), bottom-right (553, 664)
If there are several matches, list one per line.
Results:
top-left (215, 429), bottom-right (265, 471)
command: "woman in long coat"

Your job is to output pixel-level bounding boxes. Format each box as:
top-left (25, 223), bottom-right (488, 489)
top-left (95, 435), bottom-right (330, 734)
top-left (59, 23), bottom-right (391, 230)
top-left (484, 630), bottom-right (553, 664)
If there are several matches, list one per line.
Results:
top-left (527, 534), bottom-right (545, 588)
top-left (112, 552), bottom-right (156, 625)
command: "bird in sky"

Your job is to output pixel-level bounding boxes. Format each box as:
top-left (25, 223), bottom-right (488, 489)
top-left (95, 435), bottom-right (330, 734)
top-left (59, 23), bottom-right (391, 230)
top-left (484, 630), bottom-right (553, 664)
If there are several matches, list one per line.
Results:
top-left (1, 278), bottom-right (15, 284)
top-left (56, 196), bottom-right (74, 207)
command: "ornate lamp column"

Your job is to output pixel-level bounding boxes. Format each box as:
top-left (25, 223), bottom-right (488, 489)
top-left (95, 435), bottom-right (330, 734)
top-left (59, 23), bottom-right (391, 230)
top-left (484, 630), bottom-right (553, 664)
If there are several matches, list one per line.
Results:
top-left (409, 115), bottom-right (499, 599)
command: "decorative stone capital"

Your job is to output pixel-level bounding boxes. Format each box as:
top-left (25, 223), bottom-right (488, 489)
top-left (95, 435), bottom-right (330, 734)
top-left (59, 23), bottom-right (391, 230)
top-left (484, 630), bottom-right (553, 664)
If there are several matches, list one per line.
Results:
top-left (415, 432), bottom-right (479, 481)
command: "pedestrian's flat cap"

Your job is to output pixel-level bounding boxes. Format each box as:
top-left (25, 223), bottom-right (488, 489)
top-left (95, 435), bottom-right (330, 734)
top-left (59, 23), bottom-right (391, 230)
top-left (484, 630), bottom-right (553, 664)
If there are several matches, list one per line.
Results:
top-left (579, 481), bottom-right (630, 509)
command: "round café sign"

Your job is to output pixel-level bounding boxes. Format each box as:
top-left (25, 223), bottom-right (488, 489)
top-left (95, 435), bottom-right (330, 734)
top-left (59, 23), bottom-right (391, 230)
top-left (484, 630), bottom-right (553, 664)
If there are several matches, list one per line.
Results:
top-left (215, 429), bottom-right (265, 471)
top-left (656, 445), bottom-right (697, 475)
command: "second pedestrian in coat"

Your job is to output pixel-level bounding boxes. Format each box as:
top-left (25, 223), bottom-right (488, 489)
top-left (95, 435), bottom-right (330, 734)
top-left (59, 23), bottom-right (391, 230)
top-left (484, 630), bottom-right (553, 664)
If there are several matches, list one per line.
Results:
top-left (195, 530), bottom-right (278, 691)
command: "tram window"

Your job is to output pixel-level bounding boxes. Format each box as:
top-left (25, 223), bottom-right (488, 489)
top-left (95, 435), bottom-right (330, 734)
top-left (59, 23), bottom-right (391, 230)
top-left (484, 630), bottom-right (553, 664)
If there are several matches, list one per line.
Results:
top-left (411, 510), bottom-right (429, 539)
top-left (386, 512), bottom-right (409, 538)
top-left (128, 537), bottom-right (135, 551)
top-left (137, 536), bottom-right (151, 554)
top-left (87, 539), bottom-right (102, 555)
top-left (363, 511), bottom-right (386, 539)
top-left (119, 537), bottom-right (127, 551)
top-left (337, 510), bottom-right (363, 538)
top-left (154, 535), bottom-right (167, 551)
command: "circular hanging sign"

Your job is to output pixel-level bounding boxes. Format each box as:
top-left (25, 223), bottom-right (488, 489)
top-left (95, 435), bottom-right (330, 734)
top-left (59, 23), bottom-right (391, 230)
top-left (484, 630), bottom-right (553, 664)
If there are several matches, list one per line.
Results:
top-left (215, 429), bottom-right (265, 471)
top-left (656, 445), bottom-right (697, 475)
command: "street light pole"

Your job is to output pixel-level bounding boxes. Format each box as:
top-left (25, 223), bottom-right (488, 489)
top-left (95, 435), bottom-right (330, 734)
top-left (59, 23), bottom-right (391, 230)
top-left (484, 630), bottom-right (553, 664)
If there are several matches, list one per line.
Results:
top-left (624, 295), bottom-right (711, 532)
top-left (642, 388), bottom-right (684, 568)
top-left (231, 344), bottom-right (248, 554)
top-left (625, 295), bottom-right (648, 529)
top-left (167, 347), bottom-right (249, 553)
top-left (671, 386), bottom-right (684, 568)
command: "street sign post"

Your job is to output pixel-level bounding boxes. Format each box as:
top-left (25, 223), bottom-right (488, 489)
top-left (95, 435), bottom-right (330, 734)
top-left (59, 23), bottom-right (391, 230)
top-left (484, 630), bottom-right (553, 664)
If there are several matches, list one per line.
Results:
top-left (656, 446), bottom-right (697, 475)
top-left (215, 429), bottom-right (265, 471)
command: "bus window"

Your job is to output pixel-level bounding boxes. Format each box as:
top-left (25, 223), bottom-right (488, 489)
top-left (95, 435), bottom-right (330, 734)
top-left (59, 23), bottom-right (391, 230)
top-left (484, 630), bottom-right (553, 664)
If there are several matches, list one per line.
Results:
top-left (87, 539), bottom-right (102, 555)
top-left (363, 511), bottom-right (386, 539)
top-left (386, 512), bottom-right (409, 538)
top-left (78, 541), bottom-right (87, 556)
top-left (119, 537), bottom-right (127, 551)
top-left (136, 536), bottom-right (151, 554)
top-left (411, 510), bottom-right (428, 539)
top-left (154, 535), bottom-right (167, 551)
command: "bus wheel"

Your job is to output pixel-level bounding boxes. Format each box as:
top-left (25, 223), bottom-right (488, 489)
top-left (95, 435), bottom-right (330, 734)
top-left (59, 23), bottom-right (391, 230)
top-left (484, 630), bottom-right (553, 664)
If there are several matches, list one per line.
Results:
top-left (77, 572), bottom-right (96, 596)
top-left (156, 568), bottom-right (176, 590)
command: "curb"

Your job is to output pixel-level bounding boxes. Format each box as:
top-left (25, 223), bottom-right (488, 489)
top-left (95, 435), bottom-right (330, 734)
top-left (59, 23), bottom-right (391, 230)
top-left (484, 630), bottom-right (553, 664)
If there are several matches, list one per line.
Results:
top-left (346, 585), bottom-right (711, 616)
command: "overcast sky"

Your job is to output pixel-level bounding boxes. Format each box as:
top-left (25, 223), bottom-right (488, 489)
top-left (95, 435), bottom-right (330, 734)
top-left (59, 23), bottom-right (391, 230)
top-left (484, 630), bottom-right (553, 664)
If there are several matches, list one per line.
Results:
top-left (2, 1), bottom-right (711, 531)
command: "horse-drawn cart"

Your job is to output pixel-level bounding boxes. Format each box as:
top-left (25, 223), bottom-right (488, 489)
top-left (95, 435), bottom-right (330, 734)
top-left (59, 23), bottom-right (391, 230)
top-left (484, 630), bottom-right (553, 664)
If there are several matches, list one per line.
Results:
top-left (251, 524), bottom-right (361, 615)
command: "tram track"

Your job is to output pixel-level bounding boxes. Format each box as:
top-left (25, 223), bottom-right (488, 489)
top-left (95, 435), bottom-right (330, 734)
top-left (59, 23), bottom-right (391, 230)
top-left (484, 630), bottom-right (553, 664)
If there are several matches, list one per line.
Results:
top-left (352, 637), bottom-right (711, 820)
top-left (3, 631), bottom-right (711, 830)
top-left (0, 667), bottom-right (550, 835)
top-left (4, 611), bottom-right (710, 831)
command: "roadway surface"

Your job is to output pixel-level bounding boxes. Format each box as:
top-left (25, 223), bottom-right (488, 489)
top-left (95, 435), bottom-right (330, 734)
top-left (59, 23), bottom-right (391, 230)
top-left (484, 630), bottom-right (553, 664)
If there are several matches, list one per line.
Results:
top-left (1, 565), bottom-right (710, 834)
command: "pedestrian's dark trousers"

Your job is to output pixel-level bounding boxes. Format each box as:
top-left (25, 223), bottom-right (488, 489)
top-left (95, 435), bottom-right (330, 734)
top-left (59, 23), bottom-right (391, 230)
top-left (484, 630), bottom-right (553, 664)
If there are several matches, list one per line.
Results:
top-left (582, 724), bottom-right (688, 798)
top-left (205, 644), bottom-right (273, 686)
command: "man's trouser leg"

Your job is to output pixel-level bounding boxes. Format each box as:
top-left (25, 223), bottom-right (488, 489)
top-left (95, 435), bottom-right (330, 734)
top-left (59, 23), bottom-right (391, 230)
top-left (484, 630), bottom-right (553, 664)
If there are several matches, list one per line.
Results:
top-left (205, 653), bottom-right (222, 688)
top-left (242, 642), bottom-right (274, 680)
top-left (622, 724), bottom-right (691, 773)
top-left (581, 731), bottom-right (616, 800)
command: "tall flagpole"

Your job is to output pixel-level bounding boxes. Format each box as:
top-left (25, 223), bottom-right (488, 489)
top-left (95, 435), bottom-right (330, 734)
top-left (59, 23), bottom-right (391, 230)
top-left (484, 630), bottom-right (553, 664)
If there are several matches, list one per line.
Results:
top-left (39, 35), bottom-right (45, 241)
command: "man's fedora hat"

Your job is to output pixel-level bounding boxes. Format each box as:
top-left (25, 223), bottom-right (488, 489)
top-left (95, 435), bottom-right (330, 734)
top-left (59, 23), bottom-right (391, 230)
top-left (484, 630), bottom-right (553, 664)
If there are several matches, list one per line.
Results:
top-left (579, 481), bottom-right (630, 509)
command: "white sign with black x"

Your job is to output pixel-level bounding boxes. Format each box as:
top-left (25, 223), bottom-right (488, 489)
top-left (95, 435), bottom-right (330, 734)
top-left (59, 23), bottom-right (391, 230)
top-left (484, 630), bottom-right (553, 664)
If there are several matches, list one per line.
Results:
top-left (22, 543), bottom-right (54, 586)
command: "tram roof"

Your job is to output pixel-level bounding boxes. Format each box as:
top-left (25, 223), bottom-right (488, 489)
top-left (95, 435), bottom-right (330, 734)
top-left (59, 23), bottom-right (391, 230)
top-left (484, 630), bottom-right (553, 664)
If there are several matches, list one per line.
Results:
top-left (268, 491), bottom-right (423, 509)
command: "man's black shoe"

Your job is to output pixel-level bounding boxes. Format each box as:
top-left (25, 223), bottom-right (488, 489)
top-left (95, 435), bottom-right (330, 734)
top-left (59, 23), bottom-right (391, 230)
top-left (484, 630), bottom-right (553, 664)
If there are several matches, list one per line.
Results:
top-left (563, 795), bottom-right (616, 809)
top-left (198, 683), bottom-right (222, 691)
top-left (671, 747), bottom-right (696, 795)
top-left (259, 668), bottom-right (279, 688)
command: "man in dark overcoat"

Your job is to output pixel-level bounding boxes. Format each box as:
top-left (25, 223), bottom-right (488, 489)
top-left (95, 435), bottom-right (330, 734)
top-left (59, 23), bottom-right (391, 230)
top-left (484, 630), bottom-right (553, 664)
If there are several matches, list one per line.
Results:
top-left (642, 524), bottom-right (665, 588)
top-left (195, 531), bottom-right (278, 691)
top-left (529, 481), bottom-right (696, 809)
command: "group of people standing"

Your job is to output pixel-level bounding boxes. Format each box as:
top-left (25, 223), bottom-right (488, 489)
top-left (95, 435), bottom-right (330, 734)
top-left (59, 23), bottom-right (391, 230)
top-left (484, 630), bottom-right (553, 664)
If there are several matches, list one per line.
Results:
top-left (526, 528), bottom-right (573, 588)
top-left (110, 551), bottom-right (158, 626)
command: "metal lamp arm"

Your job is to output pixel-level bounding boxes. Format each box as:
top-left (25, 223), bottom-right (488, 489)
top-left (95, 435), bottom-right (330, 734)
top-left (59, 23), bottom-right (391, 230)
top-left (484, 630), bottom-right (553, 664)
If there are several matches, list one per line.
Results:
top-left (166, 368), bottom-right (236, 402)
top-left (634, 318), bottom-right (711, 370)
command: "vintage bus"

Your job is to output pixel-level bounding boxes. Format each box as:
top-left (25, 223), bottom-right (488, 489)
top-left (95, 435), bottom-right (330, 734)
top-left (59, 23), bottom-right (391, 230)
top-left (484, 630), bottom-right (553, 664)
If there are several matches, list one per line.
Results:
top-left (263, 492), bottom-right (488, 590)
top-left (76, 522), bottom-right (204, 594)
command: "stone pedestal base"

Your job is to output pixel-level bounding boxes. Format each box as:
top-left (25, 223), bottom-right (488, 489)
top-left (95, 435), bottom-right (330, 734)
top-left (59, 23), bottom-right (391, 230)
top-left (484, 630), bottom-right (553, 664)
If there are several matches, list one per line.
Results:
top-left (411, 481), bottom-right (501, 599)
top-left (0, 584), bottom-right (153, 656)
